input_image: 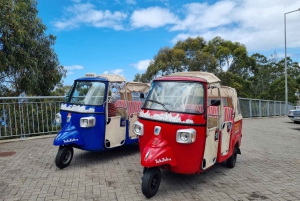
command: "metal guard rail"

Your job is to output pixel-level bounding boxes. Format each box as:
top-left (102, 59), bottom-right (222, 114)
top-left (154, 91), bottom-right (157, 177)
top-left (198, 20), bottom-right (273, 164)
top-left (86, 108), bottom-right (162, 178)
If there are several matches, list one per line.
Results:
top-left (0, 96), bottom-right (294, 139)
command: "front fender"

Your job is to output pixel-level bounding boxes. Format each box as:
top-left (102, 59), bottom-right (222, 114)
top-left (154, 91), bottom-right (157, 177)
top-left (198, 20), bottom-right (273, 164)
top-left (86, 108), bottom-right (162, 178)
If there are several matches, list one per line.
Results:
top-left (141, 137), bottom-right (177, 167)
top-left (53, 123), bottom-right (84, 146)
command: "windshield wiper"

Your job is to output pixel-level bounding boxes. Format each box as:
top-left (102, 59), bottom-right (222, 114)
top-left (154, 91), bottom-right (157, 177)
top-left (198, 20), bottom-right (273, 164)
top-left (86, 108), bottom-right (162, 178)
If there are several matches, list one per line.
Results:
top-left (147, 99), bottom-right (170, 113)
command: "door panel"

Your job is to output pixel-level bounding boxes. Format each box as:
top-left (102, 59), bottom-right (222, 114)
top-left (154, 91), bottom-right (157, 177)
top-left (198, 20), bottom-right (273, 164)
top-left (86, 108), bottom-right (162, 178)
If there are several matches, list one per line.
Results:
top-left (105, 116), bottom-right (126, 148)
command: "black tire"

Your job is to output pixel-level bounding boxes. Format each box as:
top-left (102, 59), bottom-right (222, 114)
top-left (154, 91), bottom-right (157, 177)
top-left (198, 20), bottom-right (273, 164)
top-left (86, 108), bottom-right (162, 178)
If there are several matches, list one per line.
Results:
top-left (227, 146), bottom-right (237, 168)
top-left (142, 167), bottom-right (161, 198)
top-left (55, 146), bottom-right (74, 169)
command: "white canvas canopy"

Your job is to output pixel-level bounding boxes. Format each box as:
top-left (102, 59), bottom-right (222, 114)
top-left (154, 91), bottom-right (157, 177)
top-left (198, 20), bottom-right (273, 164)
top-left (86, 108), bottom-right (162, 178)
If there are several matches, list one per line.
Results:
top-left (125, 82), bottom-right (150, 93)
top-left (98, 74), bottom-right (126, 82)
top-left (170, 71), bottom-right (221, 85)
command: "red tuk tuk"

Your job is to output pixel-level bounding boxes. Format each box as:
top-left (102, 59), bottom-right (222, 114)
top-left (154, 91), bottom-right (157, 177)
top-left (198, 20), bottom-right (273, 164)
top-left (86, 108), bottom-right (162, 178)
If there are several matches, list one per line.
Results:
top-left (133, 72), bottom-right (243, 198)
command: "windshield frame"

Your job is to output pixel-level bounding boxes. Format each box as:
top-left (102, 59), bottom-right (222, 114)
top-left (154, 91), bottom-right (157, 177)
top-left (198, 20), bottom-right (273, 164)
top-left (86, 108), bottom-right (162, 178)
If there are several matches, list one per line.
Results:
top-left (65, 80), bottom-right (107, 106)
top-left (142, 80), bottom-right (205, 114)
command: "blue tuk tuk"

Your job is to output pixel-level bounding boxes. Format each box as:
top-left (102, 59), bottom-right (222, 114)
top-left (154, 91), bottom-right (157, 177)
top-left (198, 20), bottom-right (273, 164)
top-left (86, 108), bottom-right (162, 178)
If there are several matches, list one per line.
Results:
top-left (53, 73), bottom-right (150, 169)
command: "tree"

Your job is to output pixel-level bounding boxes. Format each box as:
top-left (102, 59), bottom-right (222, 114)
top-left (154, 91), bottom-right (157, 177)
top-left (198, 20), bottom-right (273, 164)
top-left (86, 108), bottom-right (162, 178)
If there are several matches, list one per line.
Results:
top-left (50, 85), bottom-right (72, 96)
top-left (0, 0), bottom-right (66, 96)
top-left (133, 73), bottom-right (141, 82)
top-left (132, 36), bottom-right (300, 102)
top-left (217, 72), bottom-right (252, 98)
top-left (133, 36), bottom-right (254, 84)
top-left (267, 76), bottom-right (298, 104)
top-left (204, 37), bottom-right (256, 78)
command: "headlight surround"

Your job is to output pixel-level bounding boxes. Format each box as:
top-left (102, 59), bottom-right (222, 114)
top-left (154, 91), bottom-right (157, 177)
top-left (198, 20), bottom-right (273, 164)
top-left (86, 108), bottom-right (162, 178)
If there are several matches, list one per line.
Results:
top-left (176, 129), bottom-right (196, 144)
top-left (55, 113), bottom-right (61, 124)
top-left (80, 117), bottom-right (96, 128)
top-left (133, 121), bottom-right (144, 136)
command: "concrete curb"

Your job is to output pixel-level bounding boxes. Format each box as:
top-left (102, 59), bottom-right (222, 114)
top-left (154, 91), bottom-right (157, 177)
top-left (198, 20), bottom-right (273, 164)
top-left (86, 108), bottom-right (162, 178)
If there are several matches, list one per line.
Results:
top-left (0, 134), bottom-right (56, 144)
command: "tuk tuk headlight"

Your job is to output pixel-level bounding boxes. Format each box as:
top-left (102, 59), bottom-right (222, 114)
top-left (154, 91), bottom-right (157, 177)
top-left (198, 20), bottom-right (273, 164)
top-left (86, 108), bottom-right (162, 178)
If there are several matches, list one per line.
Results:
top-left (133, 121), bottom-right (144, 136)
top-left (176, 129), bottom-right (196, 144)
top-left (55, 113), bottom-right (61, 124)
top-left (80, 117), bottom-right (96, 128)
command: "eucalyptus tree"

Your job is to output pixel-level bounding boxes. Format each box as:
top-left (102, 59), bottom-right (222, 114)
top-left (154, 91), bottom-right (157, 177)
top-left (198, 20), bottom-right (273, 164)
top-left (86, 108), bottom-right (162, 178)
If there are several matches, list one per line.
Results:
top-left (0, 0), bottom-right (66, 96)
top-left (204, 36), bottom-right (256, 79)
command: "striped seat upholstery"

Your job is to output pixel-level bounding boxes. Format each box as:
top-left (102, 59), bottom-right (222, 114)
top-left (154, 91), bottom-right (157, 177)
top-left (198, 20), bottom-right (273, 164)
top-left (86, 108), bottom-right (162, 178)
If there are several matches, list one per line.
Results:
top-left (108, 103), bottom-right (117, 117)
top-left (182, 104), bottom-right (204, 112)
top-left (208, 106), bottom-right (219, 117)
top-left (127, 101), bottom-right (143, 115)
top-left (208, 106), bottom-right (234, 122)
top-left (224, 107), bottom-right (234, 122)
top-left (115, 100), bottom-right (126, 108)
top-left (113, 100), bottom-right (143, 116)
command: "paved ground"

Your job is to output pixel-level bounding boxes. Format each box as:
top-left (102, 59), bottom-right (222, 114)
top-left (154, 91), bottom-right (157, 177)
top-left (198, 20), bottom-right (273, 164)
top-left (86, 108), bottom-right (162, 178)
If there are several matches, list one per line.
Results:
top-left (1, 116), bottom-right (300, 201)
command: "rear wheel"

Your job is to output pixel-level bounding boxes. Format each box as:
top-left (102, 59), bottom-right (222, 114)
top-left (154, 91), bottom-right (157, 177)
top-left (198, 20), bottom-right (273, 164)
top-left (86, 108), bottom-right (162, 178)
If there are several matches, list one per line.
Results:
top-left (227, 146), bottom-right (237, 168)
top-left (55, 146), bottom-right (74, 169)
top-left (142, 167), bottom-right (161, 198)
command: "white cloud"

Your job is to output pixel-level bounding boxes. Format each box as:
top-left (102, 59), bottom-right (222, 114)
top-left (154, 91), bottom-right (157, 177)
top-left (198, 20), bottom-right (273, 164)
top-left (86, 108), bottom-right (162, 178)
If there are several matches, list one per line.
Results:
top-left (54, 3), bottom-right (127, 30)
top-left (131, 59), bottom-right (151, 71)
top-left (111, 69), bottom-right (124, 74)
top-left (171, 1), bottom-right (235, 32)
top-left (64, 65), bottom-right (83, 75)
top-left (54, 0), bottom-right (300, 58)
top-left (103, 69), bottom-right (124, 75)
top-left (131, 7), bottom-right (178, 28)
top-left (126, 0), bottom-right (136, 5)
top-left (71, 0), bottom-right (81, 3)
top-left (170, 0), bottom-right (300, 53)
top-left (64, 65), bottom-right (84, 70)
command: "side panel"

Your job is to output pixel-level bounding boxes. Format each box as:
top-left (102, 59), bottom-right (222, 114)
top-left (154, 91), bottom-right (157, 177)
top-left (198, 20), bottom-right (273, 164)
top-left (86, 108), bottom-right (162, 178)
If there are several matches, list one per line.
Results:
top-left (138, 117), bottom-right (207, 174)
top-left (59, 110), bottom-right (106, 151)
top-left (105, 116), bottom-right (126, 148)
top-left (129, 113), bottom-right (138, 139)
top-left (202, 128), bottom-right (219, 169)
top-left (220, 122), bottom-right (231, 156)
top-left (217, 119), bottom-right (242, 163)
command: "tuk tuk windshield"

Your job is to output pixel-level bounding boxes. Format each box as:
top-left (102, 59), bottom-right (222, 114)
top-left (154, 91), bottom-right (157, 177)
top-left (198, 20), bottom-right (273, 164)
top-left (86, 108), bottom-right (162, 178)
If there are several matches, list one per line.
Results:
top-left (66, 81), bottom-right (106, 105)
top-left (143, 81), bottom-right (204, 113)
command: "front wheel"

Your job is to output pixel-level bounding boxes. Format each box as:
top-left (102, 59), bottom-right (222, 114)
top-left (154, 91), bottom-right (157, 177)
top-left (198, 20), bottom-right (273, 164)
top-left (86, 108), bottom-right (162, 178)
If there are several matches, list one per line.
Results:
top-left (142, 167), bottom-right (161, 198)
top-left (227, 146), bottom-right (237, 168)
top-left (55, 146), bottom-right (74, 169)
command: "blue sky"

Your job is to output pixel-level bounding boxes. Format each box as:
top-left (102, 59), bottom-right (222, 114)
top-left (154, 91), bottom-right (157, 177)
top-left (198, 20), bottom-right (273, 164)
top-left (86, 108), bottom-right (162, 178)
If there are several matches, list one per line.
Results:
top-left (36, 0), bottom-right (300, 86)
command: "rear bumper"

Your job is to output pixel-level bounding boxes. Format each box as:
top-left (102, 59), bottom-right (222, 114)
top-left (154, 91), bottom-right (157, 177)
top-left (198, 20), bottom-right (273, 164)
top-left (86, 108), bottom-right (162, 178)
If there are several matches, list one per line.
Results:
top-left (288, 116), bottom-right (300, 122)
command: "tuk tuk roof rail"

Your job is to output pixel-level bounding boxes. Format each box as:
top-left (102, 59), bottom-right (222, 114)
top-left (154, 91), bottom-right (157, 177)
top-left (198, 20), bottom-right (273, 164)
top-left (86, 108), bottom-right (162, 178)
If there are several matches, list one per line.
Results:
top-left (97, 74), bottom-right (126, 82)
top-left (169, 71), bottom-right (221, 84)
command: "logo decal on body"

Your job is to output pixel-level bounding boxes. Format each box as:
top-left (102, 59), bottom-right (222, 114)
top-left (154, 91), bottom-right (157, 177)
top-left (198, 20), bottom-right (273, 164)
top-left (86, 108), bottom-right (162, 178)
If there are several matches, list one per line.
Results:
top-left (155, 157), bottom-right (171, 164)
top-left (61, 104), bottom-right (95, 112)
top-left (139, 111), bottom-right (194, 124)
top-left (63, 138), bottom-right (78, 143)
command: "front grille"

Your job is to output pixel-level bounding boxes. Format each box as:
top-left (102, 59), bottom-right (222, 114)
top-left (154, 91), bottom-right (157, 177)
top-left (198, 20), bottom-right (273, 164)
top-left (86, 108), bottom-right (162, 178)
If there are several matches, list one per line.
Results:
top-left (293, 111), bottom-right (300, 116)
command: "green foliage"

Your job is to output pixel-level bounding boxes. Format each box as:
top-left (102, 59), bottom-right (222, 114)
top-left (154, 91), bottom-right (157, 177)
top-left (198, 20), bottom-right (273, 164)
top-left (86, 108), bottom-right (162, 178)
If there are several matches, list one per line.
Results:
top-left (133, 36), bottom-right (300, 103)
top-left (0, 0), bottom-right (66, 96)
top-left (50, 85), bottom-right (72, 96)
top-left (267, 76), bottom-right (298, 104)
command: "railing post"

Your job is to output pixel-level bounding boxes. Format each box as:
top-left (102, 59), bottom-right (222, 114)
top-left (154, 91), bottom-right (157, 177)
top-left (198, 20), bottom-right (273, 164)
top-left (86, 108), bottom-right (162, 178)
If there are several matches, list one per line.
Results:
top-left (267, 101), bottom-right (270, 117)
top-left (259, 100), bottom-right (262, 117)
top-left (249, 99), bottom-right (252, 118)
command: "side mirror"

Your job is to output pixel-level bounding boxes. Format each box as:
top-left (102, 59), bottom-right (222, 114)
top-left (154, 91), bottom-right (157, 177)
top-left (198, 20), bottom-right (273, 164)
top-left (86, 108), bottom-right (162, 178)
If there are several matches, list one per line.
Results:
top-left (210, 99), bottom-right (220, 106)
top-left (140, 93), bottom-right (145, 98)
